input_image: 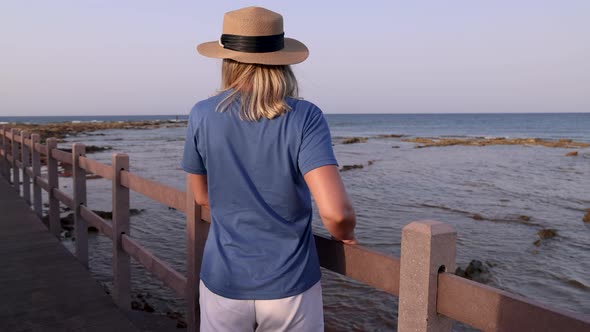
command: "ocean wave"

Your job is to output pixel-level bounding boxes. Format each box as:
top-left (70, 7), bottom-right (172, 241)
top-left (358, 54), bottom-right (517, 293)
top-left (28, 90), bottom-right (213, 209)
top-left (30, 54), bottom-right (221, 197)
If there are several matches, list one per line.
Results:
top-left (419, 203), bottom-right (542, 227)
top-left (546, 271), bottom-right (590, 291)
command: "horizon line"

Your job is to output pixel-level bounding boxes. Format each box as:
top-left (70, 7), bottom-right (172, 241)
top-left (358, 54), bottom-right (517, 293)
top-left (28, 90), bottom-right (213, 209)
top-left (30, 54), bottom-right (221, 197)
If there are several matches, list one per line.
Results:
top-left (1, 111), bottom-right (589, 118)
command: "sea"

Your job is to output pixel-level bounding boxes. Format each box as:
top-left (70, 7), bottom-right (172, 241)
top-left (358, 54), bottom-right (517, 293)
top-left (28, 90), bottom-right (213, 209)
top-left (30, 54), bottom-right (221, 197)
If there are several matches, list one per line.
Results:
top-left (4, 113), bottom-right (589, 331)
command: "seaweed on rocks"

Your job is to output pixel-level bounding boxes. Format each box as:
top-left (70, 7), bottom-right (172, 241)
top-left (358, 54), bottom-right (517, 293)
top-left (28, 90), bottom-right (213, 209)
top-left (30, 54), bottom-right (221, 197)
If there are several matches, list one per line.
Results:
top-left (376, 134), bottom-right (404, 138)
top-left (59, 145), bottom-right (113, 154)
top-left (341, 137), bottom-right (368, 144)
top-left (5, 120), bottom-right (187, 141)
top-left (537, 228), bottom-right (558, 240)
top-left (402, 136), bottom-right (590, 149)
top-left (340, 164), bottom-right (364, 172)
top-left (534, 228), bottom-right (558, 246)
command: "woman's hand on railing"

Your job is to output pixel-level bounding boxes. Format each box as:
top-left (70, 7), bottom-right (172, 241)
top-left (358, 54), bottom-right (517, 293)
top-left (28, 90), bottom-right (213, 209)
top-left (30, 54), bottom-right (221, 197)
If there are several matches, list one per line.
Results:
top-left (341, 237), bottom-right (358, 245)
top-left (331, 233), bottom-right (358, 245)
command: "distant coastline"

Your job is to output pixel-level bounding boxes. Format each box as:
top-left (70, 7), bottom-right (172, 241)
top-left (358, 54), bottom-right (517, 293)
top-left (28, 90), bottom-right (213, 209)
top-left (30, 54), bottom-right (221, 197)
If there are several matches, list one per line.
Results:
top-left (1, 112), bottom-right (589, 125)
top-left (0, 115), bottom-right (188, 125)
top-left (2, 118), bottom-right (590, 150)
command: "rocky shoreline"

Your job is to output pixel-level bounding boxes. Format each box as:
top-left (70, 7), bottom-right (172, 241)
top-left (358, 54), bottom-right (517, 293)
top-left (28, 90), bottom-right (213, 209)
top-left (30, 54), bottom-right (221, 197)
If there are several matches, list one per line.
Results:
top-left (334, 134), bottom-right (590, 149)
top-left (402, 136), bottom-right (590, 149)
top-left (6, 121), bottom-right (589, 151)
top-left (5, 120), bottom-right (187, 141)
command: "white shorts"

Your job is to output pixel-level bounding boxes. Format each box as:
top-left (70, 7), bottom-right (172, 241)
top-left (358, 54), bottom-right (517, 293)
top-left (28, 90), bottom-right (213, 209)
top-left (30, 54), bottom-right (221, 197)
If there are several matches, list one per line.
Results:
top-left (199, 280), bottom-right (324, 332)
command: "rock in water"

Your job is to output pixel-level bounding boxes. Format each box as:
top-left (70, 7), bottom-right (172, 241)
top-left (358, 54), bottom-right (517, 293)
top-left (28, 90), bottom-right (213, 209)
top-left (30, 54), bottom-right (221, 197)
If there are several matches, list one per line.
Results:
top-left (472, 214), bottom-right (484, 220)
top-left (143, 302), bottom-right (155, 313)
top-left (92, 208), bottom-right (144, 220)
top-left (537, 228), bottom-right (558, 240)
top-left (455, 260), bottom-right (490, 283)
top-left (565, 151), bottom-right (578, 157)
top-left (59, 145), bottom-right (112, 154)
top-left (583, 209), bottom-right (590, 223)
top-left (518, 215), bottom-right (531, 222)
top-left (131, 300), bottom-right (142, 310)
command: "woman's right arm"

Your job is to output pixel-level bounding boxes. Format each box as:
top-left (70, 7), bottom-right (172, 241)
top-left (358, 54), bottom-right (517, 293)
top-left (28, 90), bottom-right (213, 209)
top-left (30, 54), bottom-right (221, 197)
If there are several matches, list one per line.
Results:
top-left (304, 165), bottom-right (357, 244)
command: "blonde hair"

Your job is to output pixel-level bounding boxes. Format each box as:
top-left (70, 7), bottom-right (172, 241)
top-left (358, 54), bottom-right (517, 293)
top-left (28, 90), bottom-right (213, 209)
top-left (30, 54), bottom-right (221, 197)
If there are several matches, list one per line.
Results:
top-left (216, 59), bottom-right (299, 121)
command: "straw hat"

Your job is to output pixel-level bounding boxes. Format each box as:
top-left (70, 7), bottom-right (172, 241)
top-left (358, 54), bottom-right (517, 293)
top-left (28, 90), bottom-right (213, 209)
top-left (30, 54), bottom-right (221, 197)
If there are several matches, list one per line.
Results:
top-left (197, 7), bottom-right (309, 65)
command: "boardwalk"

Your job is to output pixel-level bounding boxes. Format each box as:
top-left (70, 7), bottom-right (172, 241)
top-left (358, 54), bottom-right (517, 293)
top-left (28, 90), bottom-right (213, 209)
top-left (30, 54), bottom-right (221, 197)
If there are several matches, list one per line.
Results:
top-left (1, 129), bottom-right (589, 331)
top-left (0, 177), bottom-right (139, 332)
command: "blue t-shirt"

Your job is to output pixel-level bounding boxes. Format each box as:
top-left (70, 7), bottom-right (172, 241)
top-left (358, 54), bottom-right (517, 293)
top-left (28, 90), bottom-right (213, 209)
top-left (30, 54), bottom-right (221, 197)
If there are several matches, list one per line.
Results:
top-left (181, 90), bottom-right (338, 300)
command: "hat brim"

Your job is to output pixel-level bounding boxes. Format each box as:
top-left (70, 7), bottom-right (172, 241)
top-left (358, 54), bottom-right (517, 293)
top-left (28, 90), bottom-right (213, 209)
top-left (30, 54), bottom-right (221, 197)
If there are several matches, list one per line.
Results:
top-left (197, 37), bottom-right (308, 65)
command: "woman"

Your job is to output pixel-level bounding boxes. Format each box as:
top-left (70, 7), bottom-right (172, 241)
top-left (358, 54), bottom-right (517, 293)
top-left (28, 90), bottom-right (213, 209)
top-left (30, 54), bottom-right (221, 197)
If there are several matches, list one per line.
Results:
top-left (181, 6), bottom-right (357, 331)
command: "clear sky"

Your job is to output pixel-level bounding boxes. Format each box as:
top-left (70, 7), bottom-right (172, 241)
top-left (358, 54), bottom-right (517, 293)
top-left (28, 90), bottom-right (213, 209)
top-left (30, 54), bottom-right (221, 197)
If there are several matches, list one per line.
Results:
top-left (1, 1), bottom-right (589, 116)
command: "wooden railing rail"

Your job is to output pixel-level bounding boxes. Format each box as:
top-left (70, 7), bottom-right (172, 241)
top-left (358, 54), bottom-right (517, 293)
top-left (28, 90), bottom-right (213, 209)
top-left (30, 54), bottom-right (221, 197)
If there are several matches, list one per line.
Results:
top-left (121, 234), bottom-right (188, 297)
top-left (437, 272), bottom-right (590, 331)
top-left (0, 127), bottom-right (588, 332)
top-left (120, 170), bottom-right (186, 212)
top-left (52, 187), bottom-right (75, 209)
top-left (80, 206), bottom-right (114, 239)
top-left (79, 156), bottom-right (112, 179)
top-left (51, 148), bottom-right (73, 165)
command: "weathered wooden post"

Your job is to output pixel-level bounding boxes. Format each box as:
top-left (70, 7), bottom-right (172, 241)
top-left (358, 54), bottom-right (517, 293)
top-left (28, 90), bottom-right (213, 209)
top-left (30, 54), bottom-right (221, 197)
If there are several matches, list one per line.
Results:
top-left (112, 153), bottom-right (131, 309)
top-left (46, 138), bottom-right (60, 237)
top-left (398, 220), bottom-right (456, 332)
top-left (1, 127), bottom-right (6, 179)
top-left (21, 131), bottom-right (31, 205)
top-left (11, 128), bottom-right (20, 193)
top-left (186, 175), bottom-right (208, 332)
top-left (73, 143), bottom-right (88, 267)
top-left (31, 134), bottom-right (42, 218)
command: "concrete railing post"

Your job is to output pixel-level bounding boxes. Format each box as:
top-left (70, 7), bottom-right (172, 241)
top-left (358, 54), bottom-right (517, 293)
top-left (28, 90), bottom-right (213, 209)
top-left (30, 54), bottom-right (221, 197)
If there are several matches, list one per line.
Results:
top-left (112, 153), bottom-right (131, 309)
top-left (73, 143), bottom-right (88, 267)
top-left (46, 138), bottom-right (60, 237)
top-left (398, 220), bottom-right (456, 332)
top-left (11, 129), bottom-right (20, 193)
top-left (31, 134), bottom-right (42, 218)
top-left (186, 175), bottom-right (209, 332)
top-left (21, 131), bottom-right (31, 205)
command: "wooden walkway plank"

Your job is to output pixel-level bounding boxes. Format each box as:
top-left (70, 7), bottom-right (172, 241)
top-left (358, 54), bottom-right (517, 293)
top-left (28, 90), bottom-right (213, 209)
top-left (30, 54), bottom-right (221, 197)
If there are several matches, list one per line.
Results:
top-left (0, 177), bottom-right (140, 332)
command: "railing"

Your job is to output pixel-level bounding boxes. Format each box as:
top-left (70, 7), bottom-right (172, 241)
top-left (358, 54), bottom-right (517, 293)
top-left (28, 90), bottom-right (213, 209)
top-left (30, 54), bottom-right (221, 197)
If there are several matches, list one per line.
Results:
top-left (1, 126), bottom-right (588, 332)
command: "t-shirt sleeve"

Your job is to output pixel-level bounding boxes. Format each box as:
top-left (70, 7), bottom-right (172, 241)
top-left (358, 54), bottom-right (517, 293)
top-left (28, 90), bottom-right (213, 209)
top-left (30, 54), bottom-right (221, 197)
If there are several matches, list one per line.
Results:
top-left (298, 107), bottom-right (338, 175)
top-left (180, 116), bottom-right (207, 175)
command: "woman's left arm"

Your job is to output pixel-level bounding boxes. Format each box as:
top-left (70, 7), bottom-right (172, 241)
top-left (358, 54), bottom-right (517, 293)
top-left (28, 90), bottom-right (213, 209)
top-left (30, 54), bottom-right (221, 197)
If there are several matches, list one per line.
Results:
top-left (188, 174), bottom-right (209, 207)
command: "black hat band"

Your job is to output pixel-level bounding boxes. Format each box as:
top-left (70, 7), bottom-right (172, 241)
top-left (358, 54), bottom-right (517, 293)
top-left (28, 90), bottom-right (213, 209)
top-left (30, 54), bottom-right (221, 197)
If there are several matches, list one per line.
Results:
top-left (220, 33), bottom-right (285, 53)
